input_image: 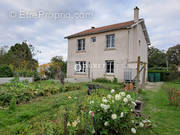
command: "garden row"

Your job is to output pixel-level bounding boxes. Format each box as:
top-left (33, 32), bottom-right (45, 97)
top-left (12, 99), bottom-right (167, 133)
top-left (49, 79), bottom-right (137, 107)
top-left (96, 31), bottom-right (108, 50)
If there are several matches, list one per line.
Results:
top-left (3, 88), bottom-right (152, 135)
top-left (0, 78), bottom-right (123, 107)
top-left (0, 79), bottom-right (82, 107)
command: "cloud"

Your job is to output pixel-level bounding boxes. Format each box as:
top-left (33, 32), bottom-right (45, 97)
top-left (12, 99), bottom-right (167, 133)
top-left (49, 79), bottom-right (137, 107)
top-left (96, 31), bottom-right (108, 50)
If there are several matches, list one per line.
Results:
top-left (0, 0), bottom-right (179, 64)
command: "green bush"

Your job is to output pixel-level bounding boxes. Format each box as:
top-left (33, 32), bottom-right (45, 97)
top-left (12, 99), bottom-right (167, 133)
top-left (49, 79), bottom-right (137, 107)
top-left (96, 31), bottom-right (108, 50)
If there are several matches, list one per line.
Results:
top-left (66, 89), bottom-right (151, 135)
top-left (0, 65), bottom-right (13, 77)
top-left (112, 77), bottom-right (118, 84)
top-left (93, 78), bottom-right (112, 83)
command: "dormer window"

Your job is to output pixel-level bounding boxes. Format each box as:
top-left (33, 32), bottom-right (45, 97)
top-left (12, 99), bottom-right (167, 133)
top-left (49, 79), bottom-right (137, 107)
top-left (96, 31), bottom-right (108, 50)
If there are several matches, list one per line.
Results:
top-left (77, 39), bottom-right (85, 51)
top-left (106, 34), bottom-right (115, 48)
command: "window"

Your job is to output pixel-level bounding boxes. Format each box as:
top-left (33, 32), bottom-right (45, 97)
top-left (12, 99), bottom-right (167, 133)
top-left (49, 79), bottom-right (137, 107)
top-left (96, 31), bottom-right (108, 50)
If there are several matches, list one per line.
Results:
top-left (106, 34), bottom-right (115, 48)
top-left (105, 60), bottom-right (114, 73)
top-left (91, 37), bottom-right (96, 43)
top-left (77, 39), bottom-right (85, 51)
top-left (75, 61), bottom-right (86, 73)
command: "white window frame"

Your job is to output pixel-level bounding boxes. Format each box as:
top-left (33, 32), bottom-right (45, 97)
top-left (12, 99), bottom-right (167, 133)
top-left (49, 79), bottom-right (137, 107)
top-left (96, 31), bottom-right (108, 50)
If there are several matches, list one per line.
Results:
top-left (75, 61), bottom-right (86, 73)
top-left (77, 39), bottom-right (85, 51)
top-left (105, 60), bottom-right (114, 73)
top-left (106, 34), bottom-right (115, 48)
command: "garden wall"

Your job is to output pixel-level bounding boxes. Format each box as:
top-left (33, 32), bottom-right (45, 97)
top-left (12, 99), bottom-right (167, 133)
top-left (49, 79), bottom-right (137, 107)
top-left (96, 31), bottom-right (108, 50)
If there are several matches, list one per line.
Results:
top-left (0, 77), bottom-right (33, 84)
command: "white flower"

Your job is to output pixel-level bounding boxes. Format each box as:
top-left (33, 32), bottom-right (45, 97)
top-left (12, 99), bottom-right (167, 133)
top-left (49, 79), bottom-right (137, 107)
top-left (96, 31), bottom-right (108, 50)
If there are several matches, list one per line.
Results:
top-left (142, 119), bottom-right (151, 123)
top-left (131, 120), bottom-right (135, 123)
top-left (112, 100), bottom-right (115, 103)
top-left (100, 104), bottom-right (110, 111)
top-left (67, 122), bottom-right (71, 126)
top-left (123, 98), bottom-right (128, 103)
top-left (120, 112), bottom-right (124, 118)
top-left (72, 121), bottom-right (78, 127)
top-left (102, 97), bottom-right (108, 103)
top-left (131, 101), bottom-right (136, 106)
top-left (100, 103), bottom-right (104, 108)
top-left (90, 100), bottom-right (94, 104)
top-left (92, 129), bottom-right (95, 134)
top-left (74, 97), bottom-right (77, 99)
top-left (131, 109), bottom-right (133, 112)
top-left (115, 94), bottom-right (121, 101)
top-left (111, 114), bottom-right (117, 120)
top-left (131, 128), bottom-right (136, 134)
top-left (89, 111), bottom-right (92, 115)
top-left (142, 120), bottom-right (147, 123)
top-left (111, 89), bottom-right (115, 93)
top-left (120, 92), bottom-right (126, 96)
top-left (68, 96), bottom-right (72, 99)
top-left (147, 120), bottom-right (151, 123)
top-left (126, 94), bottom-right (131, 99)
top-left (139, 122), bottom-right (144, 127)
top-left (107, 94), bottom-right (112, 99)
top-left (104, 121), bottom-right (109, 126)
top-left (104, 105), bottom-right (110, 111)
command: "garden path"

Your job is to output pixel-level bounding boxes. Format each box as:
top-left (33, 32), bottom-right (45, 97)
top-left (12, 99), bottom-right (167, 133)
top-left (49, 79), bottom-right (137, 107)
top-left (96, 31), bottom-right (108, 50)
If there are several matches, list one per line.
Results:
top-left (145, 82), bottom-right (163, 91)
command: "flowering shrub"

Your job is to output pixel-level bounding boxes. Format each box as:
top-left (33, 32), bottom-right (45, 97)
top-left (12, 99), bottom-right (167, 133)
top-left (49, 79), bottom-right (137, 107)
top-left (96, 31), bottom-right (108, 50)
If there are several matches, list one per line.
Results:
top-left (86, 89), bottom-right (150, 135)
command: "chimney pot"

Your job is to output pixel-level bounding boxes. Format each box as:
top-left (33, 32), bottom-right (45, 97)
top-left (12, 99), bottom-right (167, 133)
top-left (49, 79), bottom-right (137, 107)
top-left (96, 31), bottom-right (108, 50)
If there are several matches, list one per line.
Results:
top-left (134, 6), bottom-right (139, 22)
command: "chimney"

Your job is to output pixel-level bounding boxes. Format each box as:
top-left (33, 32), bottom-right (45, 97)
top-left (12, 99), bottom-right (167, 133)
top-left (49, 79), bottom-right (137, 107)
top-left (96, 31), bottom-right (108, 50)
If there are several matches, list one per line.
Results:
top-left (134, 6), bottom-right (139, 22)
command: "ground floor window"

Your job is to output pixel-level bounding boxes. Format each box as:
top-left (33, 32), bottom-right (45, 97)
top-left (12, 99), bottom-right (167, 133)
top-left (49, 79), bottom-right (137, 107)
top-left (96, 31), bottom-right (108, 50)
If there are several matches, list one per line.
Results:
top-left (105, 60), bottom-right (114, 73)
top-left (75, 61), bottom-right (86, 73)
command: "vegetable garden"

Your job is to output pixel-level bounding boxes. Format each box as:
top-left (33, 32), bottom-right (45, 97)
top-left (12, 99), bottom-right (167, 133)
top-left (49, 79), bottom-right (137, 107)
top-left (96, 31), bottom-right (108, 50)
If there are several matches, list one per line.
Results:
top-left (0, 79), bottom-right (179, 135)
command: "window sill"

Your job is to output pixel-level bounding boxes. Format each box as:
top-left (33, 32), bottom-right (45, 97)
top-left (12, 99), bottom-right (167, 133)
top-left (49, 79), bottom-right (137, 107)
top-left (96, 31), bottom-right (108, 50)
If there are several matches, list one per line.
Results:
top-left (104, 73), bottom-right (115, 76)
top-left (74, 72), bottom-right (87, 75)
top-left (76, 50), bottom-right (86, 53)
top-left (104, 47), bottom-right (116, 51)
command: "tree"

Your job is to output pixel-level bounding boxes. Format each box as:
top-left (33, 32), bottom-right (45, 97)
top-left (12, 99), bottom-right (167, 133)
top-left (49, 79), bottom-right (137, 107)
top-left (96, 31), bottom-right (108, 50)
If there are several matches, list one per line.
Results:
top-left (50, 56), bottom-right (66, 84)
top-left (167, 44), bottom-right (180, 65)
top-left (0, 65), bottom-right (13, 77)
top-left (6, 42), bottom-right (38, 70)
top-left (148, 46), bottom-right (166, 68)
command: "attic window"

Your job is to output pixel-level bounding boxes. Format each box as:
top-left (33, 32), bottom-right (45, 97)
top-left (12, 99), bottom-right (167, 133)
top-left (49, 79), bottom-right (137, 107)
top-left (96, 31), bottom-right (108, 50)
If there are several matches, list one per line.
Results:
top-left (91, 37), bottom-right (96, 43)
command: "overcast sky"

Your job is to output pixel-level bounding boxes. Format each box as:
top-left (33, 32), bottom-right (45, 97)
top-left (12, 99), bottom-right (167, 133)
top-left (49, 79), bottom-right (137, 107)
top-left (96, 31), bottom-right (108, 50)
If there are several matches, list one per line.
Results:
top-left (0, 0), bottom-right (180, 64)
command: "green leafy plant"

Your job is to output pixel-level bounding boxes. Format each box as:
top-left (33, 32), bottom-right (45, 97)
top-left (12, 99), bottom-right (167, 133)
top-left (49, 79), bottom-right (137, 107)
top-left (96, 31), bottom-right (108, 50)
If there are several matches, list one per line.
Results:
top-left (85, 89), bottom-right (151, 135)
top-left (9, 96), bottom-right (16, 112)
top-left (93, 78), bottom-right (112, 83)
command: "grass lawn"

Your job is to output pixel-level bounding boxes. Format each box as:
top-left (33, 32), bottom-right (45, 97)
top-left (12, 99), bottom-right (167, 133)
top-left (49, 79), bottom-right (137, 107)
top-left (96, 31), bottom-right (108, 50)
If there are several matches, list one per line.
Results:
top-left (0, 81), bottom-right (179, 134)
top-left (140, 82), bottom-right (180, 135)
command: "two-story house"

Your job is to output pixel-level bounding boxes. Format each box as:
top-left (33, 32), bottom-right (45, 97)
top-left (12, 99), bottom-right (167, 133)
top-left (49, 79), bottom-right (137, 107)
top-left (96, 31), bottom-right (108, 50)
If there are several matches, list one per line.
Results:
top-left (65, 7), bottom-right (150, 82)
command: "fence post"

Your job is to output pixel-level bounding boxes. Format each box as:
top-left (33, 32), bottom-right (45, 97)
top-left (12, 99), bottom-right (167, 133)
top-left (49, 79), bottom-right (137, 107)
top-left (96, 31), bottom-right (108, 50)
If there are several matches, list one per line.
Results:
top-left (136, 56), bottom-right (141, 91)
top-left (141, 63), bottom-right (146, 89)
